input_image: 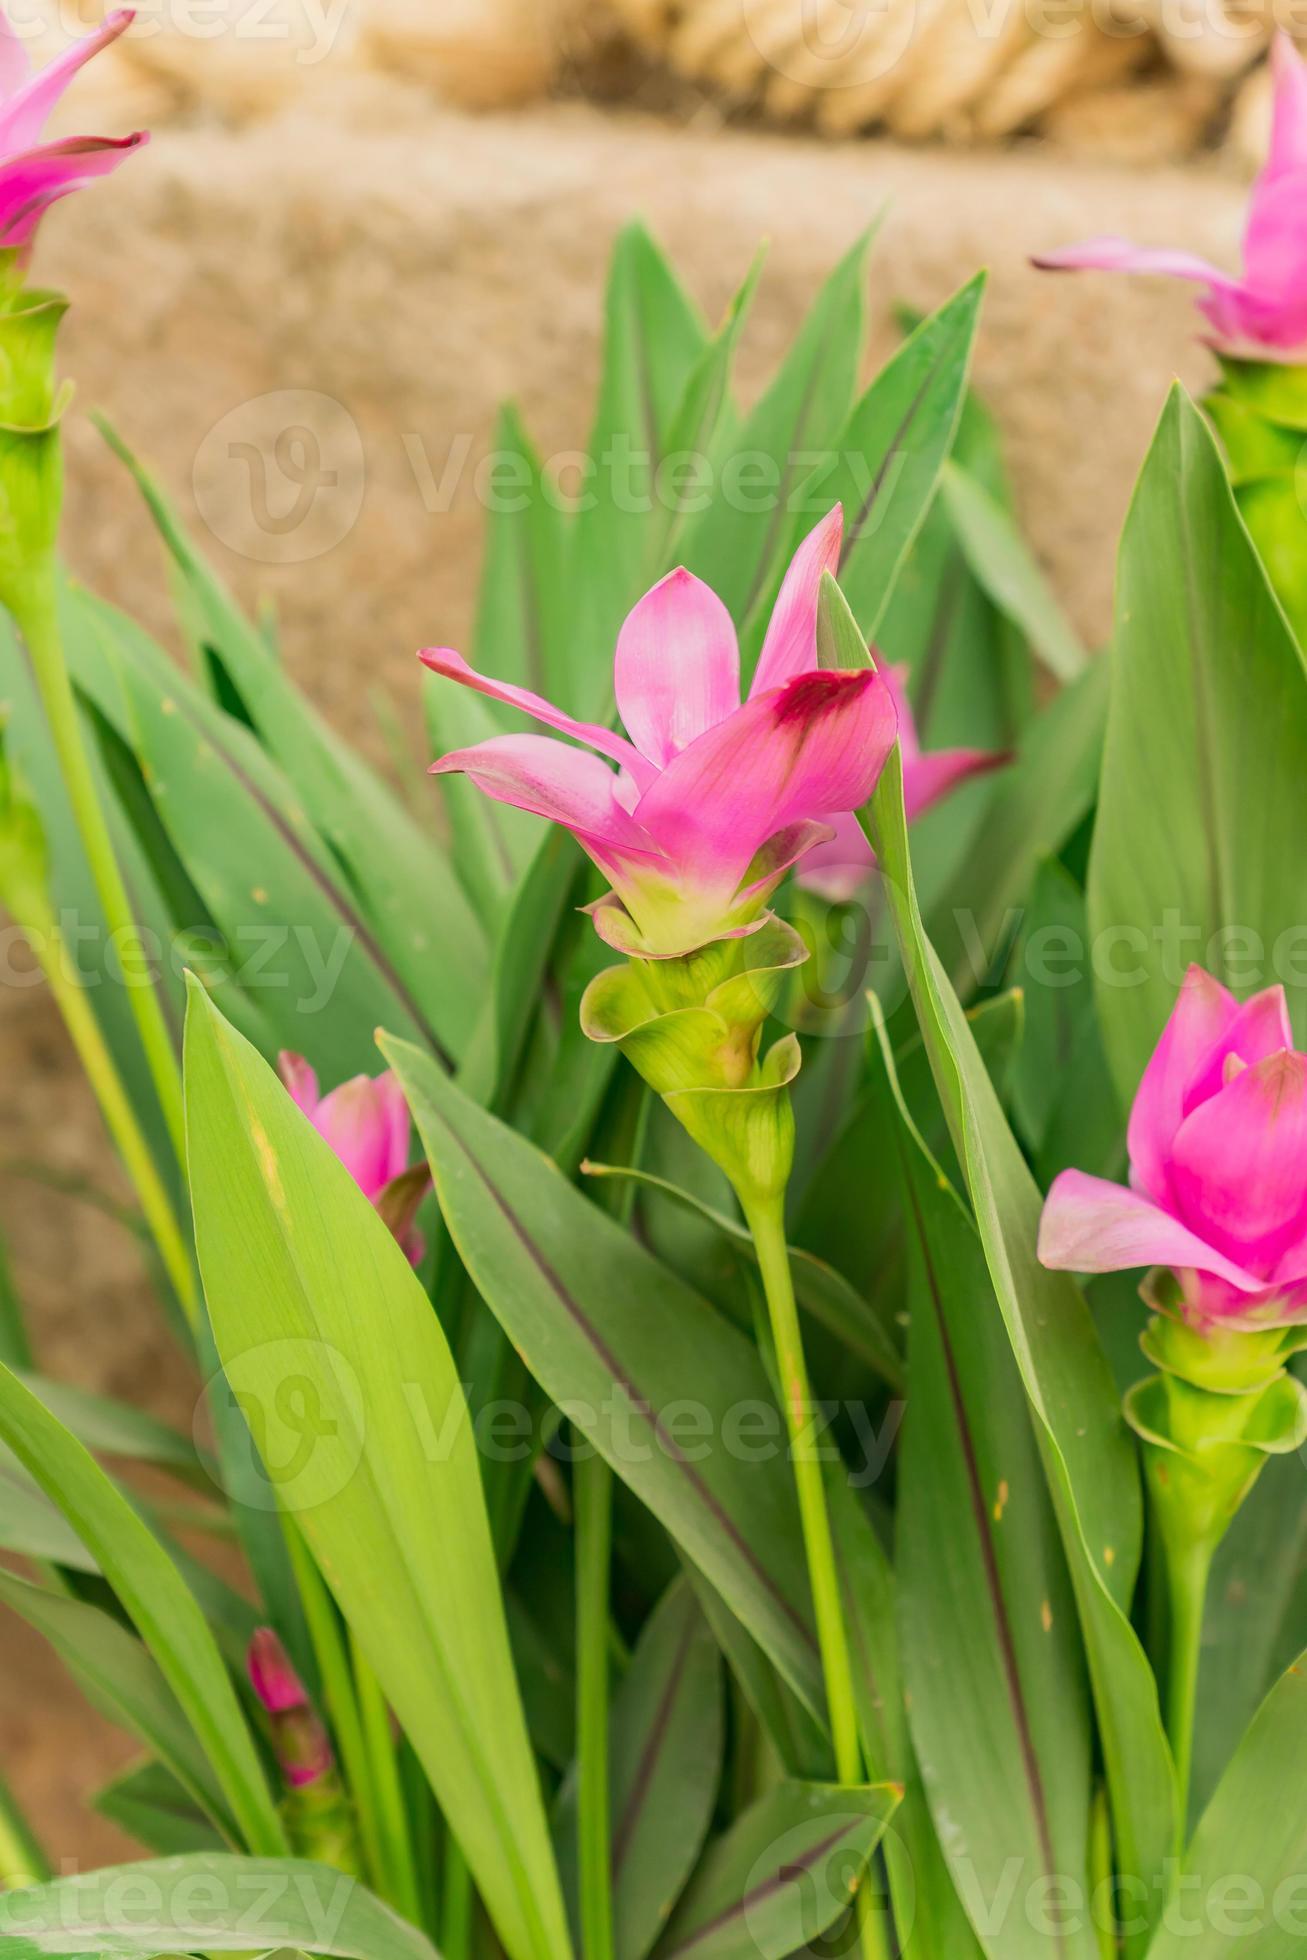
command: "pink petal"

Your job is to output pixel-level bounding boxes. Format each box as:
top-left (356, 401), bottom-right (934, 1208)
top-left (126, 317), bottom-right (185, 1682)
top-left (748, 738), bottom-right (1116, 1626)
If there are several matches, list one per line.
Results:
top-left (750, 506), bottom-right (844, 697)
top-left (1240, 174), bottom-right (1307, 327)
top-left (1169, 1049), bottom-right (1307, 1275)
top-left (1181, 984), bottom-right (1294, 1112)
top-left (312, 1072), bottom-right (411, 1203)
top-left (0, 131), bottom-right (147, 246)
top-left (1037, 1169), bottom-right (1263, 1293)
top-left (1266, 33), bottom-right (1307, 180)
top-left (420, 647), bottom-right (656, 793)
top-left (430, 733), bottom-right (665, 896)
top-left (613, 568), bottom-right (739, 768)
top-left (1032, 236), bottom-right (1239, 290)
top-left (277, 1051), bottom-right (320, 1118)
top-left (248, 1628), bottom-right (308, 1714)
top-left (1126, 965), bottom-right (1240, 1205)
top-left (903, 746), bottom-right (1008, 823)
top-left (0, 9), bottom-right (135, 151)
top-left (735, 818), bottom-right (838, 906)
top-left (635, 666), bottom-right (896, 897)
top-left (0, 10), bottom-right (29, 99)
top-left (794, 809), bottom-right (874, 901)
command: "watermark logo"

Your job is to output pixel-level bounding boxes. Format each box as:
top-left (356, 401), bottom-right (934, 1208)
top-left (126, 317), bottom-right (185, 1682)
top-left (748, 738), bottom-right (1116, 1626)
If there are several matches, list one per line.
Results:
top-left (193, 389), bottom-right (364, 565)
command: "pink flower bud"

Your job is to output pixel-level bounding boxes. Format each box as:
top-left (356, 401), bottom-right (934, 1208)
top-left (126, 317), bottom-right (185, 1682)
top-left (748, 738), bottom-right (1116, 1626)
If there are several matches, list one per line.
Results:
top-left (1039, 965), bottom-right (1307, 1330)
top-left (247, 1629), bottom-right (333, 1791)
top-left (277, 1055), bottom-right (427, 1264)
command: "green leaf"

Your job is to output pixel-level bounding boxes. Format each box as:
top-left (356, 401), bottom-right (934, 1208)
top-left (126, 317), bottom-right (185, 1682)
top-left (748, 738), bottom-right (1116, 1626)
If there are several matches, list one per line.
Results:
top-left (679, 230), bottom-right (874, 626)
top-left (1191, 1448), bottom-right (1307, 1819)
top-left (471, 401), bottom-right (571, 700)
top-left (0, 1364), bottom-right (285, 1856)
top-left (572, 223), bottom-right (709, 695)
top-left (1146, 1652), bottom-right (1307, 1960)
top-left (183, 983), bottom-right (573, 1960)
top-left (13, 1372), bottom-right (208, 1486)
top-left (927, 657), bottom-right (1110, 996)
top-left (557, 1579), bottom-right (723, 1960)
top-left (875, 1018), bottom-right (1095, 1959)
top-left (939, 459), bottom-right (1087, 684)
top-left (62, 588), bottom-right (435, 1078)
top-left (769, 274), bottom-right (984, 650)
top-left (93, 1760), bottom-right (226, 1857)
top-left (380, 1033), bottom-right (824, 1722)
top-left (98, 419), bottom-right (488, 1059)
top-left (0, 1443), bottom-right (98, 1571)
top-left (864, 744), bottom-right (1176, 1946)
top-left (0, 1568), bottom-right (237, 1844)
top-left (0, 1854), bottom-right (440, 1960)
top-left (1089, 385), bottom-right (1307, 1098)
top-left (0, 1222), bottom-right (30, 1368)
top-left (655, 1781), bottom-right (901, 1959)
top-left (655, 251), bottom-right (765, 570)
top-left (1011, 859), bottom-right (1122, 1186)
top-left (578, 1160), bottom-right (904, 1391)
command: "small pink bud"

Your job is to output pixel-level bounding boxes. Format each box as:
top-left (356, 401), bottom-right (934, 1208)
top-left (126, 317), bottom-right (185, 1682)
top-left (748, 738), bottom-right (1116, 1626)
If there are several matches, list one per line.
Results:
top-left (248, 1627), bottom-right (307, 1714)
top-left (247, 1629), bottom-right (333, 1790)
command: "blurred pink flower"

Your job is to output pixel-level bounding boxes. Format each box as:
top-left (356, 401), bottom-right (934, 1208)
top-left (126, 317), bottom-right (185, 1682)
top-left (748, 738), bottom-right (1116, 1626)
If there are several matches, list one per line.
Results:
top-left (1039, 965), bottom-right (1307, 1328)
top-left (422, 506), bottom-right (898, 958)
top-left (1034, 35), bottom-right (1307, 359)
top-left (797, 662), bottom-right (1005, 901)
top-left (278, 1054), bottom-right (426, 1264)
top-left (248, 1629), bottom-right (333, 1791)
top-left (0, 8), bottom-right (147, 252)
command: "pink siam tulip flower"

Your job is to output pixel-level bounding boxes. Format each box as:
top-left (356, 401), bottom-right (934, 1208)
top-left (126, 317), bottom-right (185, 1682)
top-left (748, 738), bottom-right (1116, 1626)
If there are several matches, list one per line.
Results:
top-left (1039, 965), bottom-right (1307, 1329)
top-left (248, 1629), bottom-right (333, 1791)
top-left (1033, 34), bottom-right (1307, 360)
top-left (422, 506), bottom-right (898, 958)
top-left (797, 662), bottom-right (1005, 901)
top-left (0, 8), bottom-right (147, 253)
top-left (278, 1054), bottom-right (426, 1263)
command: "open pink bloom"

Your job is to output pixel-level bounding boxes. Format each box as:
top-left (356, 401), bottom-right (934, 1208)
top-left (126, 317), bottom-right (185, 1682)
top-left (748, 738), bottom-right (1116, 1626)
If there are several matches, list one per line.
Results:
top-left (797, 663), bottom-right (1005, 901)
top-left (0, 8), bottom-right (147, 251)
top-left (422, 507), bottom-right (898, 957)
top-left (1033, 34), bottom-right (1307, 359)
top-left (1039, 965), bottom-right (1307, 1329)
top-left (278, 1054), bottom-right (426, 1264)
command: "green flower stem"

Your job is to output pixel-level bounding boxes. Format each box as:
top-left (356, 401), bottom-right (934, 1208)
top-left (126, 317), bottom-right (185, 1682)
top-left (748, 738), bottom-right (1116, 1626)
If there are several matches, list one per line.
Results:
top-left (0, 1769), bottom-right (48, 1888)
top-left (18, 889), bottom-right (197, 1327)
top-left (575, 1446), bottom-right (615, 1960)
top-left (743, 1192), bottom-right (891, 1960)
top-left (350, 1632), bottom-right (422, 1930)
top-left (13, 577), bottom-right (187, 1169)
top-left (284, 1525), bottom-right (382, 1892)
top-left (1163, 1537), bottom-right (1213, 1851)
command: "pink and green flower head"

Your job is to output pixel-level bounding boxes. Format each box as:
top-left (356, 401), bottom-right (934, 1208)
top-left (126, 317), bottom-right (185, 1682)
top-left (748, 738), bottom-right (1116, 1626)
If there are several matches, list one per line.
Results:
top-left (0, 7), bottom-right (147, 256)
top-left (1034, 34), bottom-right (1307, 360)
top-left (421, 507), bottom-right (898, 959)
top-left (278, 1054), bottom-right (426, 1264)
top-left (1039, 965), bottom-right (1307, 1329)
top-left (247, 1629), bottom-right (333, 1791)
top-left (796, 661), bottom-right (1005, 901)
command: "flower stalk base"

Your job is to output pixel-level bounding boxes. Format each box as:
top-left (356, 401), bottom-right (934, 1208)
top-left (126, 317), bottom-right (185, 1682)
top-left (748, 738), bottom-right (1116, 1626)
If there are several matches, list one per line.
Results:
top-left (581, 914), bottom-right (891, 1960)
top-left (1125, 1304), bottom-right (1307, 1826)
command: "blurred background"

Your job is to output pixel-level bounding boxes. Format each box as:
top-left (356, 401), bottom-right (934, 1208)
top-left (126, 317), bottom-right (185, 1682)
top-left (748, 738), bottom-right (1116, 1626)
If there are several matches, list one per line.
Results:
top-left (0, 0), bottom-right (1285, 1865)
